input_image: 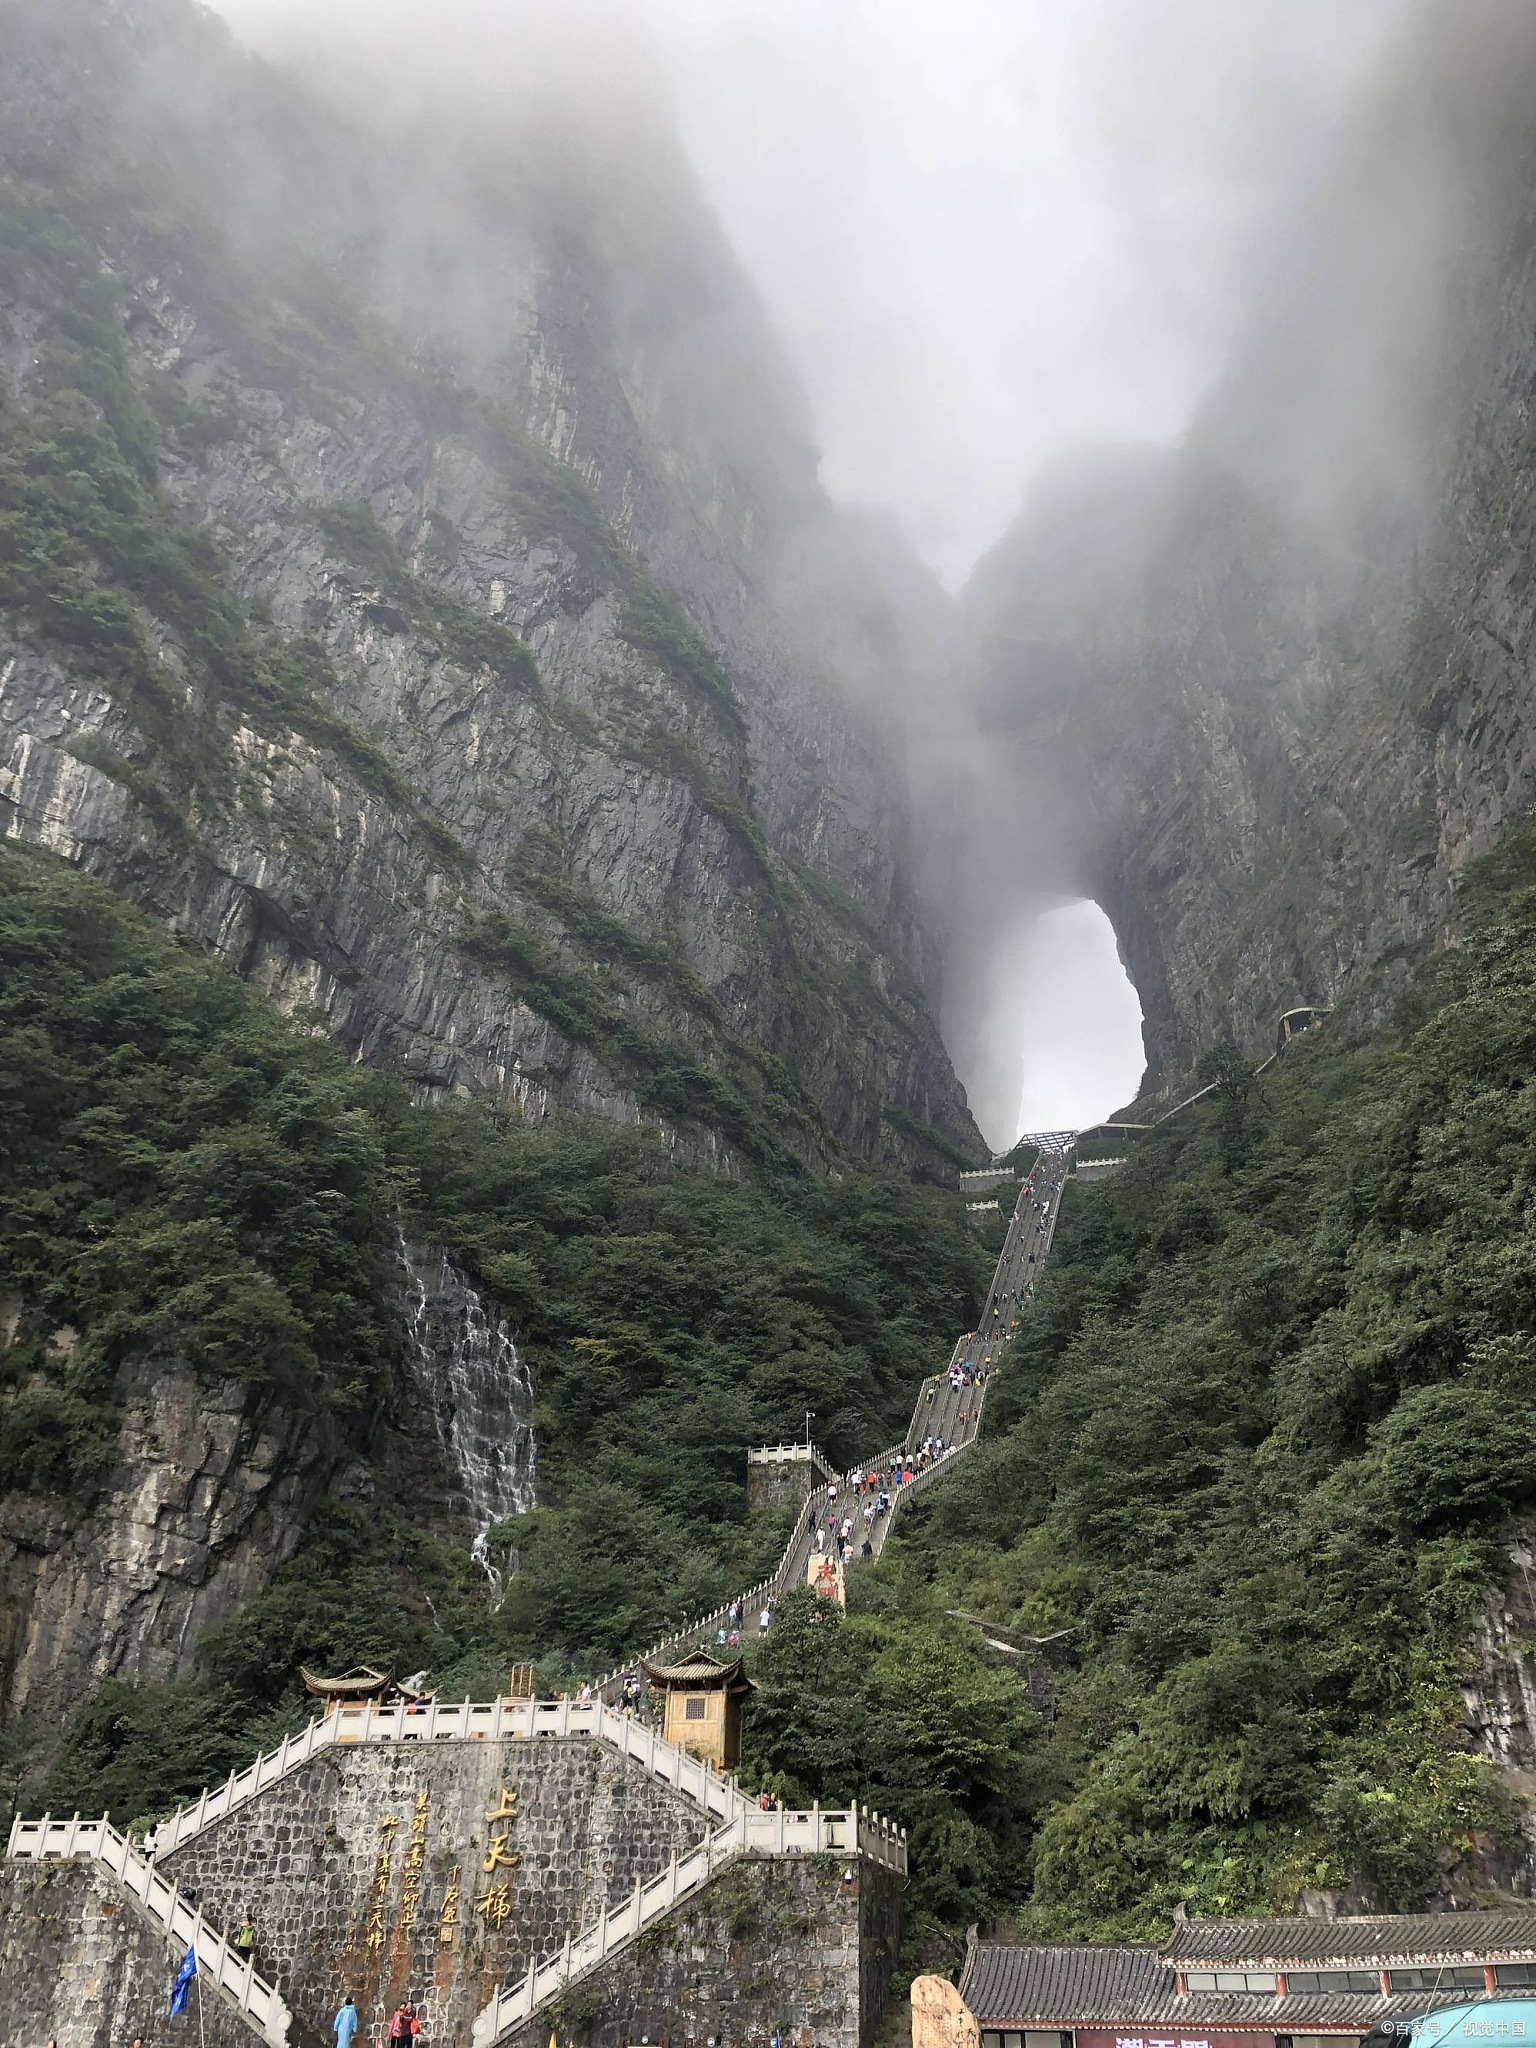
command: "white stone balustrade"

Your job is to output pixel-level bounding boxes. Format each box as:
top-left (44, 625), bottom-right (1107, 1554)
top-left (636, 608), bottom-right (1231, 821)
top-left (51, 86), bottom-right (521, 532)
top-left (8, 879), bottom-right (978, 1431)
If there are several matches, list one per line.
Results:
top-left (471, 1801), bottom-right (905, 2048)
top-left (6, 1812), bottom-right (293, 2046)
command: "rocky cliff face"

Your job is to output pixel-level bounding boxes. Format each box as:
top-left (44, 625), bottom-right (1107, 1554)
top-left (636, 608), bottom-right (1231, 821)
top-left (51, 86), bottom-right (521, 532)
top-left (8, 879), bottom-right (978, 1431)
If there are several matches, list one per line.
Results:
top-left (962, 0), bottom-right (1536, 1099)
top-left (0, 1369), bottom-right (336, 1725)
top-left (0, 1240), bottom-right (529, 1728)
top-left (0, 0), bottom-right (980, 1174)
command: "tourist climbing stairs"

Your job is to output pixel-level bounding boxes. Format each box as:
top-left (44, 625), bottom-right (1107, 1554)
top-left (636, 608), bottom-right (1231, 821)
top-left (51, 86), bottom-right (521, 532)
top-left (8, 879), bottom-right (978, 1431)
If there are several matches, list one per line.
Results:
top-left (7, 1812), bottom-right (294, 2046)
top-left (4, 1147), bottom-right (1073, 2048)
top-left (594, 1140), bottom-right (1072, 1686)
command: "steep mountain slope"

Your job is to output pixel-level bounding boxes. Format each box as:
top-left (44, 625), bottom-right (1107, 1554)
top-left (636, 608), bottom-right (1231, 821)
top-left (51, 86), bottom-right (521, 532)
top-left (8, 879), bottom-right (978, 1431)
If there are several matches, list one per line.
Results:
top-left (0, 840), bottom-right (989, 1770)
top-left (739, 828), bottom-right (1536, 1953)
top-left (963, 0), bottom-right (1536, 1101)
top-left (0, 0), bottom-right (979, 1172)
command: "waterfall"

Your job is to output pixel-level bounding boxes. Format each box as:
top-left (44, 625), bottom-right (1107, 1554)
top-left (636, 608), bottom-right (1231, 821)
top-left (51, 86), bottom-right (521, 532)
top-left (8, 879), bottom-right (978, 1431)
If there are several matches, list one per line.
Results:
top-left (399, 1240), bottom-right (537, 1594)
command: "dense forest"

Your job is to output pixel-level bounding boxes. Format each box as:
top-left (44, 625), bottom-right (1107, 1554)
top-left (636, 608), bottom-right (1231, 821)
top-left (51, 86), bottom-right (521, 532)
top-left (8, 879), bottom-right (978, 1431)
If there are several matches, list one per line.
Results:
top-left (0, 841), bottom-right (990, 1829)
top-left (738, 824), bottom-right (1536, 1965)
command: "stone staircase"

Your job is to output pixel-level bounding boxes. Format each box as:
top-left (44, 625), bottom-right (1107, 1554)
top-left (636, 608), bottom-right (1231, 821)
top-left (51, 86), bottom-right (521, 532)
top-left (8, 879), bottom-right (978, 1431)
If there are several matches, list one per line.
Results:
top-left (8, 1700), bottom-right (904, 2048)
top-left (127, 1694), bottom-right (748, 1862)
top-left (471, 1804), bottom-right (906, 2048)
top-left (596, 1142), bottom-right (1073, 1686)
top-left (5, 1150), bottom-right (1070, 2048)
top-left (6, 1812), bottom-right (293, 2046)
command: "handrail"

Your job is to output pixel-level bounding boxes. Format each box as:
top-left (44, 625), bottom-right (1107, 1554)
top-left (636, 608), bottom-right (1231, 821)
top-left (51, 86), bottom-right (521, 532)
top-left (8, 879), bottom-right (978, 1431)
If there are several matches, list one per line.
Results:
top-left (747, 1442), bottom-right (835, 1477)
top-left (8, 1813), bottom-right (291, 2046)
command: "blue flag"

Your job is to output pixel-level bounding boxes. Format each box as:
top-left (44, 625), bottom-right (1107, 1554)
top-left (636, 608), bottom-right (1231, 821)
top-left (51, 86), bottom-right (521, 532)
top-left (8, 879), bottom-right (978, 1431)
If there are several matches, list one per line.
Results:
top-left (169, 1941), bottom-right (197, 2018)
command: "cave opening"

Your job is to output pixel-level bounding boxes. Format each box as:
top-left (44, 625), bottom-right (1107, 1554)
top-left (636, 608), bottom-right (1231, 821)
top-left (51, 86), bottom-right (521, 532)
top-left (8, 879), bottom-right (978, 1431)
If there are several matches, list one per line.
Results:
top-left (942, 897), bottom-right (1145, 1153)
top-left (1013, 900), bottom-right (1145, 1140)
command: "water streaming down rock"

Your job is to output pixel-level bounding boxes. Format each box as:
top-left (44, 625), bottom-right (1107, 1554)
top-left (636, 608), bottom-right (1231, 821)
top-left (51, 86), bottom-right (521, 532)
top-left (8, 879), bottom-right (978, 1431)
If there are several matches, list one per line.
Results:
top-left (399, 1242), bottom-right (537, 1592)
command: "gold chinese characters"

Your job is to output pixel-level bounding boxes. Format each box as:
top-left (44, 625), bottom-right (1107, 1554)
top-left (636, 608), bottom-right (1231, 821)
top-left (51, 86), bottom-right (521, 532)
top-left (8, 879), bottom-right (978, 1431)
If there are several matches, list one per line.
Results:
top-left (476, 1783), bottom-right (521, 1925)
top-left (365, 1813), bottom-right (399, 1952)
top-left (437, 1864), bottom-right (461, 1948)
top-left (476, 1882), bottom-right (514, 1928)
top-left (399, 1791), bottom-right (429, 1935)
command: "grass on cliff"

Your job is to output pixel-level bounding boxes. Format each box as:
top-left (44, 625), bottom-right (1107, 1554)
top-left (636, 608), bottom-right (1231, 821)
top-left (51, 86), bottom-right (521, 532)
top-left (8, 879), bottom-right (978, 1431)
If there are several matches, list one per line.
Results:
top-left (0, 844), bottom-right (990, 1822)
top-left (736, 821), bottom-right (1536, 1969)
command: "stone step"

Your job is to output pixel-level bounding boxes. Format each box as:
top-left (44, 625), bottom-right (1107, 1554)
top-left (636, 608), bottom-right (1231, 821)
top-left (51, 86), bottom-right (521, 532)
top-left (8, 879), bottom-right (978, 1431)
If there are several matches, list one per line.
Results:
top-left (595, 1146), bottom-right (1075, 1689)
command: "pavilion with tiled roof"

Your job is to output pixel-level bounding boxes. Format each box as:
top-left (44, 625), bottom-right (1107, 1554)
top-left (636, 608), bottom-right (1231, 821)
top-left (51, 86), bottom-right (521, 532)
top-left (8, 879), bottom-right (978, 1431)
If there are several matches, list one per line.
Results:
top-left (640, 1649), bottom-right (753, 1769)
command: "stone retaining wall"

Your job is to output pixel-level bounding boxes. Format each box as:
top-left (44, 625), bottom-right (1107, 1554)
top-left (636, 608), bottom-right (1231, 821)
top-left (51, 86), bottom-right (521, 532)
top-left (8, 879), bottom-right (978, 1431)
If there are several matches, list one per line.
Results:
top-left (746, 1461), bottom-right (819, 1514)
top-left (502, 1854), bottom-right (904, 2048)
top-left (162, 1739), bottom-right (707, 2048)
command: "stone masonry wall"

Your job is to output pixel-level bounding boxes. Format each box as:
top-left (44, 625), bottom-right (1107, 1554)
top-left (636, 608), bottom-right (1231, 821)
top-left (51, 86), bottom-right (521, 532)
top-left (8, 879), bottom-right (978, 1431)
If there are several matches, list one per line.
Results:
top-left (746, 1461), bottom-right (819, 1515)
top-left (162, 1738), bottom-right (707, 2048)
top-left (0, 1859), bottom-right (253, 2048)
top-left (503, 1855), bottom-right (904, 2048)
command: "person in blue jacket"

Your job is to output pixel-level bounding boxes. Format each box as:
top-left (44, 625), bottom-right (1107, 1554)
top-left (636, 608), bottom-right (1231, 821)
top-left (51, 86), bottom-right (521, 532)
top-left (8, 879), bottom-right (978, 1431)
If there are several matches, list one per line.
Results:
top-left (333, 1996), bottom-right (359, 2048)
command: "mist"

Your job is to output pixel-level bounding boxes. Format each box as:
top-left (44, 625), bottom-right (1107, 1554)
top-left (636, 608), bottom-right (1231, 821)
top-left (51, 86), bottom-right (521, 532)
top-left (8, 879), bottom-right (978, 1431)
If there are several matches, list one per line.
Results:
top-left (202, 0), bottom-right (1441, 1142)
top-left (211, 0), bottom-right (1419, 589)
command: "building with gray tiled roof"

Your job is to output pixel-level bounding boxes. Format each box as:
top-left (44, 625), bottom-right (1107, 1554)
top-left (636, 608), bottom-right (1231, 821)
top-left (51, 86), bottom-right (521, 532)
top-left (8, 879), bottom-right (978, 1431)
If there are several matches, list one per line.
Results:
top-left (958, 1911), bottom-right (1536, 2048)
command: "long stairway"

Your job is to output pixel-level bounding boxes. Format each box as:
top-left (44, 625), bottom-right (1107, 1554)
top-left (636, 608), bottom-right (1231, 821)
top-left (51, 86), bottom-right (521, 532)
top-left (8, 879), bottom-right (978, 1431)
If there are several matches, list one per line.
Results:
top-left (597, 1140), bottom-right (1072, 1685)
top-left (7, 1147), bottom-right (1070, 2048)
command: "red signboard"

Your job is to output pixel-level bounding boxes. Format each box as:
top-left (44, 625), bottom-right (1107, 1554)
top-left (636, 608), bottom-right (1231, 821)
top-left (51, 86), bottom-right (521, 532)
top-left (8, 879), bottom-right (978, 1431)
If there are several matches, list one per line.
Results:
top-left (1075, 2032), bottom-right (1283, 2048)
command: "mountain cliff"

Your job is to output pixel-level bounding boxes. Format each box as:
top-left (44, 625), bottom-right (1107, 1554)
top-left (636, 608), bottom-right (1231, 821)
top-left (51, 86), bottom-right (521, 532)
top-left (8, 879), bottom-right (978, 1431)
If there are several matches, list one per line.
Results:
top-left (962, 0), bottom-right (1536, 1100)
top-left (0, 0), bottom-right (980, 1174)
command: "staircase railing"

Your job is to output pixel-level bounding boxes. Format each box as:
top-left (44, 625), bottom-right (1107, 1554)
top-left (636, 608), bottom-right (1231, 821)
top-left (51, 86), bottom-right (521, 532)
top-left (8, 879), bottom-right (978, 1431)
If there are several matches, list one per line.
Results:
top-left (470, 1803), bottom-right (904, 2048)
top-left (90, 1695), bottom-right (746, 1863)
top-left (747, 1442), bottom-right (840, 1485)
top-left (7, 1813), bottom-right (292, 2046)
top-left (593, 1152), bottom-right (1075, 1695)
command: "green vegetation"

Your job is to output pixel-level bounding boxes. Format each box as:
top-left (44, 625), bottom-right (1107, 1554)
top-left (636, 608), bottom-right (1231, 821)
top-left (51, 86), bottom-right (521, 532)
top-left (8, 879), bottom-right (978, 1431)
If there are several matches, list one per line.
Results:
top-left (312, 500), bottom-right (540, 697)
top-left (753, 822), bottom-right (1536, 1961)
top-left (616, 572), bottom-right (748, 742)
top-left (0, 847), bottom-right (401, 1491)
top-left (0, 845), bottom-right (988, 1816)
top-left (0, 179), bottom-right (467, 868)
top-left (742, 1588), bottom-right (1040, 1959)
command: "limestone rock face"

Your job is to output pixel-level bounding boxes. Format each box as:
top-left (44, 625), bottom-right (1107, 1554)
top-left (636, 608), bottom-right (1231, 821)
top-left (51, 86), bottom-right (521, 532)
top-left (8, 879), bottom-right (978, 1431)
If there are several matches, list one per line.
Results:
top-left (0, 0), bottom-right (980, 1174)
top-left (0, 1372), bottom-right (337, 1725)
top-left (961, 2), bottom-right (1536, 1098)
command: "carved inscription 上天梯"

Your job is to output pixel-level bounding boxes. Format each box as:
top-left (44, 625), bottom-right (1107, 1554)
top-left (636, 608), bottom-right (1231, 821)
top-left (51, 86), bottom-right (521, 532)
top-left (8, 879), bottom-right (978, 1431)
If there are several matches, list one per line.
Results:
top-left (476, 1785), bottom-right (521, 1927)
